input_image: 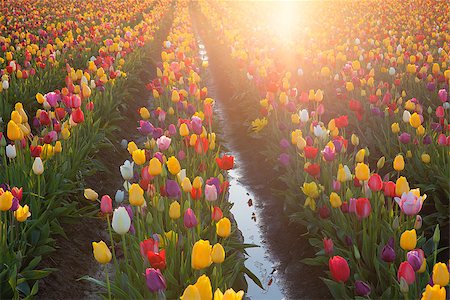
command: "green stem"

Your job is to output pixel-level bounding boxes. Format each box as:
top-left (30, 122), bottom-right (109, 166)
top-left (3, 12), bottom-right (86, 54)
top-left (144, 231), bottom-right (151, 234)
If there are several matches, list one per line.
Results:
top-left (107, 214), bottom-right (118, 267)
top-left (105, 265), bottom-right (112, 300)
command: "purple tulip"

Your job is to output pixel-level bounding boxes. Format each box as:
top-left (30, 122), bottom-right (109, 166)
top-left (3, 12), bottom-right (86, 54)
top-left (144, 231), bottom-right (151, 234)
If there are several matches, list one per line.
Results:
top-left (426, 82), bottom-right (435, 91)
top-left (332, 139), bottom-right (343, 153)
top-left (355, 280), bottom-right (371, 297)
top-left (206, 177), bottom-right (220, 193)
top-left (322, 146), bottom-right (335, 161)
top-left (332, 180), bottom-right (341, 192)
top-left (187, 104), bottom-right (196, 115)
top-left (349, 198), bottom-right (357, 213)
top-left (191, 116), bottom-right (203, 135)
top-left (280, 138), bottom-right (290, 149)
top-left (183, 208), bottom-right (198, 228)
top-left (145, 268), bottom-right (166, 292)
top-left (438, 89), bottom-right (448, 103)
top-left (398, 132), bottom-right (411, 144)
top-left (138, 121), bottom-right (154, 135)
top-left (152, 128), bottom-right (163, 140)
top-left (10, 197), bottom-right (19, 211)
top-left (381, 244), bottom-right (396, 263)
top-left (154, 152), bottom-right (164, 163)
top-left (166, 180), bottom-right (181, 199)
top-left (407, 250), bottom-right (423, 271)
top-left (430, 122), bottom-right (442, 132)
top-left (345, 235), bottom-right (353, 246)
top-left (278, 153), bottom-right (290, 166)
top-left (423, 135), bottom-right (432, 145)
top-left (168, 124), bottom-right (176, 136)
top-left (177, 150), bottom-right (186, 161)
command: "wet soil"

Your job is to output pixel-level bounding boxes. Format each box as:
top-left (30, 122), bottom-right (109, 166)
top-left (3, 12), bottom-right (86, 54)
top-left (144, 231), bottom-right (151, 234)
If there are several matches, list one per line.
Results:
top-left (36, 12), bottom-right (173, 299)
top-left (190, 7), bottom-right (330, 300)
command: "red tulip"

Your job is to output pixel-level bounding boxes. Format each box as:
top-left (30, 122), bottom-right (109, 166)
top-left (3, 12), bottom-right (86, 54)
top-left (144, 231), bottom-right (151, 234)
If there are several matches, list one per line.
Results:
top-left (211, 206), bottom-right (223, 221)
top-left (334, 115), bottom-right (348, 128)
top-left (140, 238), bottom-right (158, 258)
top-left (147, 249), bottom-right (166, 270)
top-left (323, 238), bottom-right (334, 256)
top-left (329, 256), bottom-right (350, 282)
top-left (100, 195), bottom-right (113, 214)
top-left (30, 145), bottom-right (42, 157)
top-left (304, 146), bottom-right (319, 159)
top-left (305, 163), bottom-right (321, 178)
top-left (397, 261), bottom-right (415, 285)
top-left (216, 155), bottom-right (234, 170)
top-left (355, 198), bottom-right (371, 218)
top-left (383, 181), bottom-right (396, 197)
top-left (368, 174), bottom-right (383, 191)
top-left (190, 188), bottom-right (202, 200)
top-left (72, 108), bottom-right (85, 124)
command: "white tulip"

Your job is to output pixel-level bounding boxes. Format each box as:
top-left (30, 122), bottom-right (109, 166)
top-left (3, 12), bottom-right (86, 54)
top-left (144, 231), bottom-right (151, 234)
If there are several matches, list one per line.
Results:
top-left (2, 80), bottom-right (9, 90)
top-left (299, 109), bottom-right (309, 123)
top-left (111, 207), bottom-right (131, 235)
top-left (115, 190), bottom-right (125, 203)
top-left (120, 160), bottom-right (134, 181)
top-left (6, 144), bottom-right (16, 159)
top-left (32, 157), bottom-right (44, 175)
top-left (389, 67), bottom-right (396, 76)
top-left (402, 110), bottom-right (411, 123)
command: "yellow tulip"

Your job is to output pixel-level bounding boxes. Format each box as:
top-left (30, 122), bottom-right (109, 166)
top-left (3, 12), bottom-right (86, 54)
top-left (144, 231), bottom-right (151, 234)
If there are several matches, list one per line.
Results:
top-left (54, 141), bottom-right (62, 153)
top-left (127, 141), bottom-right (138, 155)
top-left (400, 229), bottom-right (417, 250)
top-left (129, 184), bottom-right (145, 206)
top-left (211, 243), bottom-right (225, 263)
top-left (355, 149), bottom-right (365, 163)
top-left (216, 217), bottom-right (231, 238)
top-left (92, 241), bottom-right (112, 264)
top-left (393, 154), bottom-right (405, 171)
top-left (11, 110), bottom-right (22, 124)
top-left (395, 176), bottom-right (410, 196)
top-left (214, 288), bottom-right (245, 300)
top-left (351, 134), bottom-right (359, 146)
top-left (179, 123), bottom-right (190, 137)
top-left (432, 263), bottom-right (449, 287)
top-left (167, 156), bottom-right (181, 175)
top-left (84, 188), bottom-right (98, 201)
top-left (0, 190), bottom-right (13, 211)
top-left (329, 192), bottom-right (342, 208)
top-left (14, 205), bottom-right (31, 222)
top-left (62, 127), bottom-right (71, 140)
top-left (193, 176), bottom-right (203, 189)
top-left (391, 123), bottom-right (400, 134)
top-left (421, 284), bottom-right (446, 300)
top-left (171, 90), bottom-right (180, 102)
top-left (148, 157), bottom-right (162, 176)
top-left (180, 285), bottom-right (201, 300)
top-left (194, 275), bottom-right (212, 300)
top-left (421, 153), bottom-right (430, 164)
top-left (132, 149), bottom-right (146, 166)
top-left (355, 163), bottom-right (370, 181)
top-left (191, 240), bottom-right (212, 270)
top-left (7, 120), bottom-right (22, 141)
top-left (182, 177), bottom-right (192, 193)
top-left (169, 201), bottom-right (181, 219)
top-left (301, 181), bottom-right (320, 199)
top-left (409, 113), bottom-right (422, 128)
top-left (139, 107), bottom-right (150, 120)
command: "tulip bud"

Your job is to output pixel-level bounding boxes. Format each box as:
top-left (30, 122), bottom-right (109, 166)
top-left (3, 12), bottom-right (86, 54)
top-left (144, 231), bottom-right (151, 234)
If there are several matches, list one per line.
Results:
top-left (115, 190), bottom-right (125, 203)
top-left (6, 144), bottom-right (16, 159)
top-left (112, 207), bottom-right (131, 235)
top-left (191, 240), bottom-right (212, 270)
top-left (216, 217), bottom-right (231, 238)
top-left (414, 215), bottom-right (422, 230)
top-left (351, 134), bottom-right (359, 146)
top-left (84, 188), bottom-right (98, 201)
top-left (169, 201), bottom-right (181, 219)
top-left (92, 241), bottom-right (112, 264)
top-left (100, 195), bottom-right (113, 214)
top-left (399, 278), bottom-right (409, 293)
top-left (377, 156), bottom-right (385, 169)
top-left (211, 243), bottom-right (225, 263)
top-left (355, 280), bottom-right (371, 297)
top-left (432, 224), bottom-right (440, 244)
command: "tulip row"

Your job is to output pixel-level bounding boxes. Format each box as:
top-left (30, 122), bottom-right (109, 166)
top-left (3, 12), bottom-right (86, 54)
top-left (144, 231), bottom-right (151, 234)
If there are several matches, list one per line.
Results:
top-left (0, 1), bottom-right (171, 298)
top-left (198, 0), bottom-right (449, 299)
top-left (84, 1), bottom-right (253, 299)
top-left (0, 0), bottom-right (160, 122)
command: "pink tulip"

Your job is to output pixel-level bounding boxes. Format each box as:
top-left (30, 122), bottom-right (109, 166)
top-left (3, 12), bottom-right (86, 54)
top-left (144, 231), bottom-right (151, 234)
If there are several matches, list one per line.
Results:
top-left (368, 174), bottom-right (383, 191)
top-left (100, 195), bottom-right (113, 214)
top-left (205, 184), bottom-right (218, 202)
top-left (355, 198), bottom-right (371, 218)
top-left (156, 135), bottom-right (171, 151)
top-left (394, 192), bottom-right (424, 215)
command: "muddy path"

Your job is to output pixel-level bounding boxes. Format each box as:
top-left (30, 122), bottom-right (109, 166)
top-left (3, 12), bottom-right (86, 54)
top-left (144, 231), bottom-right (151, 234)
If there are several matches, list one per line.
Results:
top-left (36, 11), bottom-right (174, 300)
top-left (190, 7), bottom-right (330, 300)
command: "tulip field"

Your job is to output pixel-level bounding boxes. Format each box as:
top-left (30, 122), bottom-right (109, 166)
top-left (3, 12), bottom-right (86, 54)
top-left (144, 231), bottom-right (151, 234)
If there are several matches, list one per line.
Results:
top-left (0, 0), bottom-right (449, 299)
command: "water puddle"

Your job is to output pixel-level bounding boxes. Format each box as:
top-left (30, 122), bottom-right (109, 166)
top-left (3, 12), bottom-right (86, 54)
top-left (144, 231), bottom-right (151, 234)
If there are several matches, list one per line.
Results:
top-left (196, 38), bottom-right (285, 299)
